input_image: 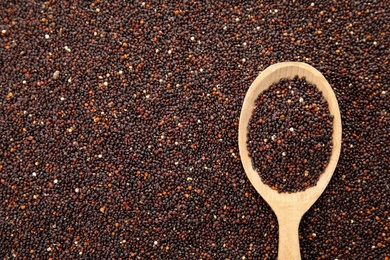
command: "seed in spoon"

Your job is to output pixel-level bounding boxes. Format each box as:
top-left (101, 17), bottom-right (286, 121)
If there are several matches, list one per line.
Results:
top-left (247, 76), bottom-right (333, 193)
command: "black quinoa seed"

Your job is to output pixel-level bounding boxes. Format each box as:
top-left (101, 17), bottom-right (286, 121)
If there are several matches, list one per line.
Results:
top-left (0, 1), bottom-right (388, 259)
top-left (247, 76), bottom-right (333, 193)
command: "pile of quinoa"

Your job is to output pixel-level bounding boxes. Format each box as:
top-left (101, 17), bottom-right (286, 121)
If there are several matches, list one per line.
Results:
top-left (247, 77), bottom-right (334, 193)
top-left (0, 1), bottom-right (388, 259)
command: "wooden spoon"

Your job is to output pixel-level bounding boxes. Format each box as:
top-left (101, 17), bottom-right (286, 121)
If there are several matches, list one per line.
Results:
top-left (238, 62), bottom-right (342, 260)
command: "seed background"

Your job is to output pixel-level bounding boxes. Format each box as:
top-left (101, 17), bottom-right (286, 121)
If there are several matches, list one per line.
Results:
top-left (0, 1), bottom-right (388, 259)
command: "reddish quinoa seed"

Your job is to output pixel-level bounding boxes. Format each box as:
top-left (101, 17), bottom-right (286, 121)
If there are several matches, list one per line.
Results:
top-left (0, 1), bottom-right (389, 259)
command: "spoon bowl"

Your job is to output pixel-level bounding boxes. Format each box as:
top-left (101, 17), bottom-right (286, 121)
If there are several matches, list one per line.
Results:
top-left (238, 62), bottom-right (342, 259)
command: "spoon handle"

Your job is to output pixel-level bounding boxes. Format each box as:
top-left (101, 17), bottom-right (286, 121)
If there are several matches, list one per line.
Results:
top-left (277, 213), bottom-right (301, 260)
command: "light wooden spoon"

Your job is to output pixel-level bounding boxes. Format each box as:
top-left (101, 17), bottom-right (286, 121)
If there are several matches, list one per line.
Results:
top-left (238, 62), bottom-right (342, 260)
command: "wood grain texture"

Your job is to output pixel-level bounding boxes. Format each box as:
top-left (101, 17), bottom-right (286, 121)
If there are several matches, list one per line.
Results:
top-left (238, 62), bottom-right (342, 260)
